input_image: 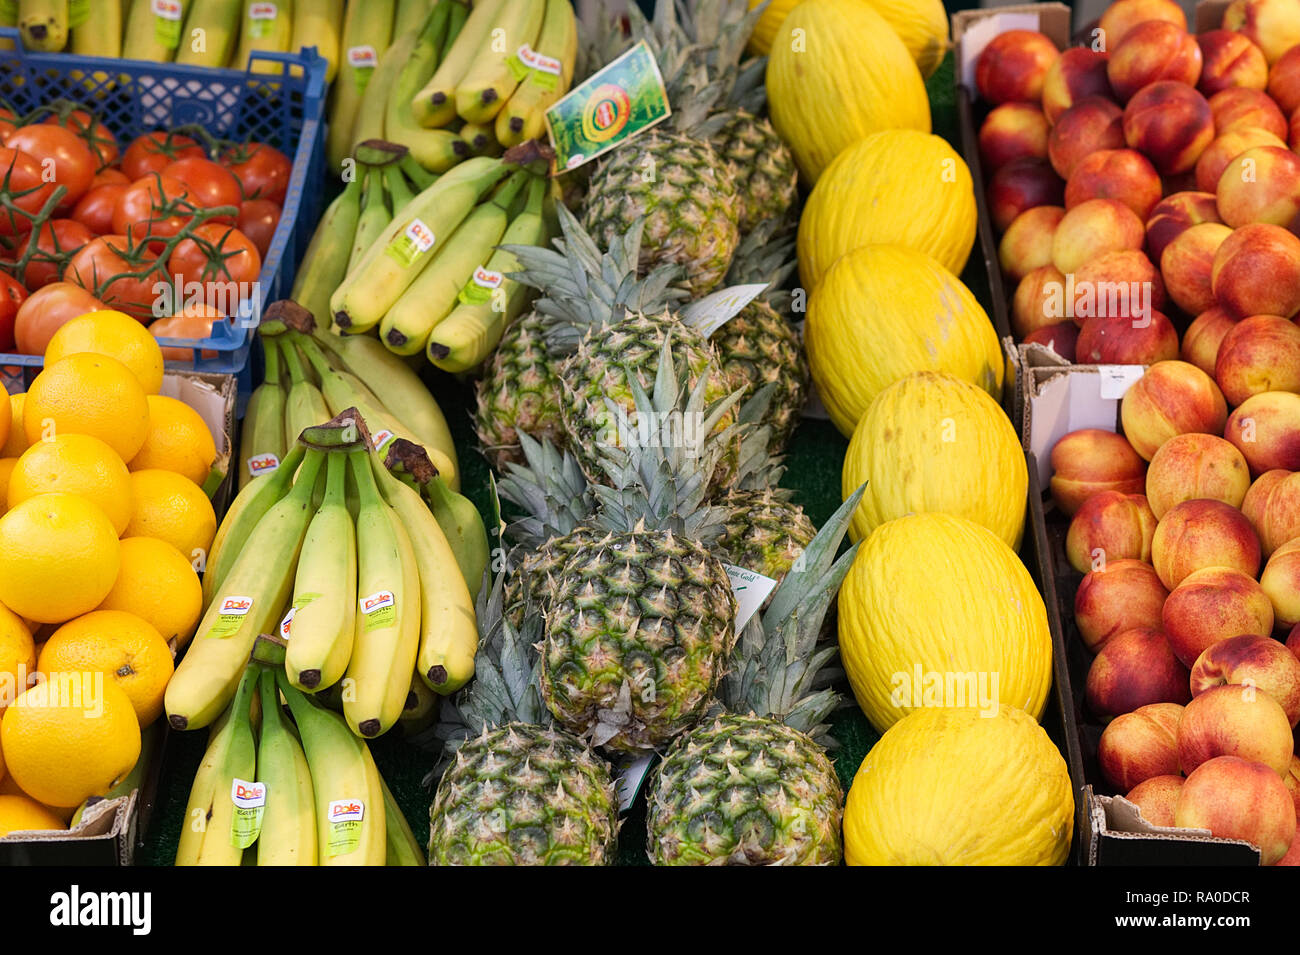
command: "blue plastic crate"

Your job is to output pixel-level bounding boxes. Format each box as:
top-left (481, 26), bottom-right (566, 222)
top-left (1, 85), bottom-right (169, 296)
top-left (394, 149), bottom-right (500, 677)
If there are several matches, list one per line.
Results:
top-left (0, 28), bottom-right (328, 393)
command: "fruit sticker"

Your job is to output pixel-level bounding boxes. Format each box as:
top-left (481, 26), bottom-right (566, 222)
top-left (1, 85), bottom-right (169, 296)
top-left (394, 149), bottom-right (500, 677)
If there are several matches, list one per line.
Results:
top-left (359, 591), bottom-right (396, 633)
top-left (371, 429), bottom-right (397, 453)
top-left (209, 596), bottom-right (254, 639)
top-left (229, 779), bottom-right (267, 849)
top-left (151, 0), bottom-right (183, 48)
top-left (248, 2), bottom-right (279, 39)
top-left (246, 452), bottom-right (280, 479)
top-left (384, 219), bottom-right (436, 269)
top-left (326, 799), bottom-right (365, 857)
top-left (508, 45), bottom-right (563, 90)
top-left (279, 607), bottom-right (295, 640)
top-left (348, 45), bottom-right (379, 92)
top-left (457, 266), bottom-right (504, 306)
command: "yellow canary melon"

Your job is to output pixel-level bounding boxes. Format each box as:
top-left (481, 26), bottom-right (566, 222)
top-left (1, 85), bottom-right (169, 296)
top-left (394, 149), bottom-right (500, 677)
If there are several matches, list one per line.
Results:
top-left (798, 130), bottom-right (977, 290)
top-left (765, 0), bottom-right (931, 183)
top-left (805, 245), bottom-right (1003, 437)
top-left (843, 705), bottom-right (1074, 866)
top-left (748, 0), bottom-right (949, 75)
top-left (837, 512), bottom-right (1053, 733)
top-left (843, 372), bottom-right (1027, 548)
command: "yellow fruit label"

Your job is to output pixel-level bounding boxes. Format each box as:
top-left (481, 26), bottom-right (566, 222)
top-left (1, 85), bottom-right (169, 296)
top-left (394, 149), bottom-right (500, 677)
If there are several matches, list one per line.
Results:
top-left (208, 595), bottom-right (254, 639)
top-left (230, 779), bottom-right (267, 849)
top-left (151, 0), bottom-right (183, 48)
top-left (359, 590), bottom-right (396, 633)
top-left (326, 799), bottom-right (365, 857)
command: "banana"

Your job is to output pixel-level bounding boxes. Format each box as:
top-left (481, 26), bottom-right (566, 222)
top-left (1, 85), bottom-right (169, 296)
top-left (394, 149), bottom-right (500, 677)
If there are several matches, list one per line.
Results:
top-left (396, 670), bottom-right (438, 737)
top-left (287, 0), bottom-right (340, 81)
top-left (18, 0), bottom-right (68, 51)
top-left (122, 0), bottom-right (187, 62)
top-left (345, 168), bottom-right (390, 281)
top-left (384, 2), bottom-right (464, 174)
top-left (330, 156), bottom-right (510, 334)
top-left (370, 448), bottom-right (477, 694)
top-left (175, 666), bottom-right (259, 866)
top-left (411, 0), bottom-right (506, 128)
top-left (424, 473), bottom-right (489, 597)
top-left (255, 668), bottom-right (317, 865)
top-left (342, 449), bottom-right (421, 738)
top-left (440, 0), bottom-right (468, 57)
top-left (69, 0), bottom-right (122, 59)
top-left (174, 0), bottom-right (240, 66)
top-left (291, 174), bottom-right (362, 328)
top-left (453, 0), bottom-right (545, 125)
top-left (457, 120), bottom-right (499, 157)
top-left (233, 0), bottom-right (292, 74)
top-left (427, 173), bottom-right (546, 372)
top-left (378, 168), bottom-right (525, 356)
top-left (166, 449), bottom-right (326, 732)
top-left (384, 164), bottom-right (417, 218)
top-left (350, 28), bottom-right (417, 159)
top-left (279, 337), bottom-right (331, 448)
top-left (326, 0), bottom-right (394, 173)
top-left (379, 769), bottom-right (425, 864)
top-left (285, 450), bottom-right (356, 692)
top-left (494, 0), bottom-right (576, 147)
top-left (278, 672), bottom-right (386, 866)
top-left (237, 336), bottom-right (286, 492)
top-left (393, 0), bottom-right (431, 38)
top-left (204, 442), bottom-right (305, 607)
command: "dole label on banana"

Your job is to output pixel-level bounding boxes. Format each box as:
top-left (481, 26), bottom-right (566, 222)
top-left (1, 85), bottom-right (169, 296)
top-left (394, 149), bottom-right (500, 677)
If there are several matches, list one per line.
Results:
top-left (360, 590), bottom-right (396, 631)
top-left (247, 453), bottom-right (280, 477)
top-left (459, 266), bottom-right (504, 305)
top-left (327, 799), bottom-right (366, 857)
top-left (230, 778), bottom-right (267, 849)
top-left (210, 596), bottom-right (255, 638)
top-left (347, 44), bottom-right (377, 68)
top-left (152, 0), bottom-right (184, 47)
top-left (510, 44), bottom-right (563, 86)
top-left (372, 429), bottom-right (397, 452)
top-left (385, 219), bottom-right (437, 269)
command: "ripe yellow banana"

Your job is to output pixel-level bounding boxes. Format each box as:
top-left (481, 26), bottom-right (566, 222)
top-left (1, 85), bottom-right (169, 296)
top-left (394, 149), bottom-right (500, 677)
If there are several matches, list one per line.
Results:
top-left (255, 668), bottom-right (317, 865)
top-left (173, 0), bottom-right (239, 66)
top-left (384, 1), bottom-right (464, 174)
top-left (350, 27), bottom-right (417, 157)
top-left (18, 0), bottom-right (68, 51)
top-left (494, 0), bottom-right (575, 147)
top-left (233, 0), bottom-right (292, 73)
top-left (454, 0), bottom-right (545, 124)
top-left (285, 450), bottom-right (356, 692)
top-left (424, 473), bottom-right (489, 597)
top-left (326, 0), bottom-right (394, 172)
top-left (287, 0), bottom-right (340, 81)
top-left (70, 0), bottom-right (122, 58)
top-left (343, 449), bottom-right (421, 738)
top-left (122, 0), bottom-right (187, 62)
top-left (412, 0), bottom-right (506, 128)
top-left (166, 448), bottom-right (326, 732)
top-left (396, 670), bottom-right (438, 737)
top-left (237, 337), bottom-right (286, 492)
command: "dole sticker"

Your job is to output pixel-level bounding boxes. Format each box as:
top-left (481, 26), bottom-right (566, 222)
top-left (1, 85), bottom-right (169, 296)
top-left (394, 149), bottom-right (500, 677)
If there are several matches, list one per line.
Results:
top-left (208, 596), bottom-right (254, 639)
top-left (328, 800), bottom-right (365, 823)
top-left (372, 429), bottom-right (396, 452)
top-left (347, 45), bottom-right (378, 69)
top-left (247, 453), bottom-right (280, 477)
top-left (360, 591), bottom-right (397, 633)
top-left (230, 778), bottom-right (267, 848)
top-left (280, 607), bottom-right (296, 640)
top-left (249, 2), bottom-right (278, 17)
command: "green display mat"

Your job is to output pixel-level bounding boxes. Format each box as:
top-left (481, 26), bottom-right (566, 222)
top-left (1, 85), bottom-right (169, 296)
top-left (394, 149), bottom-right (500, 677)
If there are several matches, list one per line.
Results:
top-left (141, 55), bottom-right (976, 866)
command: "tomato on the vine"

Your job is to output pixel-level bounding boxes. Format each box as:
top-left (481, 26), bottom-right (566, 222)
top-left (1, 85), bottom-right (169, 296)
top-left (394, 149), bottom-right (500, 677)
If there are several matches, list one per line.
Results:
top-left (6, 125), bottom-right (97, 212)
top-left (92, 168), bottom-right (130, 188)
top-left (113, 174), bottom-right (195, 246)
top-left (18, 218), bottom-right (94, 289)
top-left (71, 183), bottom-right (128, 236)
top-left (220, 141), bottom-right (291, 204)
top-left (168, 222), bottom-right (262, 289)
top-left (121, 132), bottom-right (205, 182)
top-left (0, 109), bottom-right (18, 144)
top-left (12, 281), bottom-right (105, 355)
top-left (236, 198), bottom-right (280, 259)
top-left (65, 235), bottom-right (161, 320)
top-left (0, 271), bottom-right (27, 351)
top-left (162, 157), bottom-right (242, 217)
top-left (0, 147), bottom-right (58, 236)
top-left (42, 109), bottom-right (120, 171)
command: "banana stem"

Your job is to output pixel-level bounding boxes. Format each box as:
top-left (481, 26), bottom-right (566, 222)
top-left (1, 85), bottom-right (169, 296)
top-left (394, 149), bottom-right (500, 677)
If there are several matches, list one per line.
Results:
top-left (261, 331), bottom-right (283, 387)
top-left (384, 165), bottom-right (417, 216)
top-left (278, 337), bottom-right (311, 388)
top-left (488, 167), bottom-right (531, 213)
top-left (322, 448), bottom-right (348, 508)
top-left (349, 449), bottom-right (385, 510)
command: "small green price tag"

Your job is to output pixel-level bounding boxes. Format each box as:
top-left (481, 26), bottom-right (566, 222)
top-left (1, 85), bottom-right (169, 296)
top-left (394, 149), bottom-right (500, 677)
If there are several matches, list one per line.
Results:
top-left (68, 0), bottom-right (91, 29)
top-left (545, 41), bottom-right (671, 173)
top-left (457, 266), bottom-right (503, 306)
top-left (359, 591), bottom-right (396, 633)
top-left (230, 779), bottom-right (267, 849)
top-left (326, 799), bottom-right (366, 857)
top-left (152, 0), bottom-right (183, 48)
top-left (383, 218), bottom-right (435, 269)
top-left (208, 596), bottom-right (254, 639)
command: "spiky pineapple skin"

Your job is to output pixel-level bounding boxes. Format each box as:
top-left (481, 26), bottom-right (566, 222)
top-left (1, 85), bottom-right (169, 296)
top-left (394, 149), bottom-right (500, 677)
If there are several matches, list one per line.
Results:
top-left (647, 713), bottom-right (844, 866)
top-left (716, 489), bottom-right (816, 582)
top-left (581, 130), bottom-right (741, 296)
top-left (712, 298), bottom-right (808, 453)
top-left (713, 109), bottom-right (799, 233)
top-left (474, 310), bottom-right (565, 472)
top-left (541, 529), bottom-right (738, 753)
top-left (428, 722), bottom-right (620, 865)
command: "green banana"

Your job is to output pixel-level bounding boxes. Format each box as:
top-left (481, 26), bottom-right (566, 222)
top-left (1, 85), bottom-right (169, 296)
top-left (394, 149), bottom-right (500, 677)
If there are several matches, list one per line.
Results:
top-left (255, 668), bottom-right (317, 865)
top-left (412, 0), bottom-right (507, 128)
top-left (380, 770), bottom-right (425, 865)
top-left (384, 164), bottom-right (417, 218)
top-left (237, 336), bottom-right (286, 492)
top-left (291, 175), bottom-right (363, 330)
top-left (440, 0), bottom-right (468, 58)
top-left (280, 337), bottom-right (332, 449)
top-left (345, 168), bottom-right (391, 280)
top-left (393, 0), bottom-right (432, 38)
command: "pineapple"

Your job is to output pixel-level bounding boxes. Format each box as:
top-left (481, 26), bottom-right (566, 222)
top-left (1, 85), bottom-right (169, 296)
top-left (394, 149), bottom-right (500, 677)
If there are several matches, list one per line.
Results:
top-left (428, 575), bottom-right (621, 866)
top-left (645, 488), bottom-right (865, 866)
top-left (712, 58), bottom-right (799, 233)
top-left (473, 311), bottom-right (565, 472)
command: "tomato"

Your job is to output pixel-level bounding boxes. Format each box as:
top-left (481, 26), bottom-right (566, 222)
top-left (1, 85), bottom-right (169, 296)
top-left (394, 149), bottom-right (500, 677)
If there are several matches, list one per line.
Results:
top-left (0, 271), bottom-right (26, 351)
top-left (0, 148), bottom-right (58, 236)
top-left (43, 110), bottom-right (120, 171)
top-left (92, 168), bottom-right (130, 188)
top-left (12, 281), bottom-right (105, 355)
top-left (162, 157), bottom-right (241, 217)
top-left (65, 236), bottom-right (161, 321)
top-left (221, 141), bottom-right (292, 204)
top-left (0, 109), bottom-right (17, 143)
top-left (5, 125), bottom-right (97, 212)
top-left (150, 304), bottom-right (223, 361)
top-left (236, 198), bottom-right (280, 259)
top-left (168, 223), bottom-right (261, 291)
top-left (113, 174), bottom-right (195, 246)
top-left (121, 132), bottom-right (205, 182)
top-left (71, 183), bottom-right (128, 235)
top-left (17, 218), bottom-right (94, 289)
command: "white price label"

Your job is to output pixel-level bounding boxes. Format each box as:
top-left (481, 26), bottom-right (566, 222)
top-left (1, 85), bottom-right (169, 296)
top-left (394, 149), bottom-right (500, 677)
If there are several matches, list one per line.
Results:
top-left (518, 44), bottom-right (563, 76)
top-left (249, 2), bottom-right (279, 18)
top-left (1097, 364), bottom-right (1145, 400)
top-left (614, 754), bottom-right (655, 813)
top-left (151, 0), bottom-right (182, 19)
top-left (723, 564), bottom-right (778, 631)
top-left (347, 45), bottom-right (378, 68)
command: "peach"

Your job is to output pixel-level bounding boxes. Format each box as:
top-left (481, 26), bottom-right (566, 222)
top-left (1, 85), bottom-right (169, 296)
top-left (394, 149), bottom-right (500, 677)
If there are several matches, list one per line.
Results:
top-left (1042, 47), bottom-right (1114, 123)
top-left (1097, 0), bottom-right (1187, 48)
top-left (1049, 427), bottom-right (1149, 516)
top-left (1145, 191), bottom-right (1224, 264)
top-left (1180, 307), bottom-right (1238, 377)
top-left (1075, 310), bottom-right (1180, 364)
top-left (1075, 558), bottom-right (1170, 652)
top-left (1162, 565), bottom-right (1276, 668)
top-left (1214, 315), bottom-right (1300, 406)
top-left (1107, 22), bottom-right (1202, 102)
top-left (987, 157), bottom-right (1066, 232)
top-left (1051, 197), bottom-right (1146, 273)
top-left (1209, 86), bottom-right (1289, 137)
top-left (1215, 145), bottom-right (1300, 230)
top-left (1066, 490), bottom-right (1158, 573)
top-left (1072, 249), bottom-right (1165, 321)
top-left (1023, 320), bottom-right (1079, 360)
top-left (1192, 634), bottom-right (1300, 726)
top-left (1210, 224), bottom-right (1300, 319)
top-left (1270, 46), bottom-right (1300, 115)
top-left (1159, 221), bottom-right (1233, 316)
top-left (1145, 432), bottom-right (1251, 518)
top-left (979, 103), bottom-right (1051, 173)
top-left (1289, 623), bottom-right (1300, 659)
top-left (1151, 498), bottom-right (1262, 589)
top-left (1086, 626), bottom-right (1192, 721)
top-left (1197, 29), bottom-right (1270, 95)
top-left (1122, 81), bottom-right (1216, 175)
top-left (1280, 832), bottom-right (1300, 864)
top-left (1292, 106), bottom-right (1300, 150)
top-left (1221, 0), bottom-right (1300, 66)
top-left (1125, 774), bottom-right (1185, 826)
top-left (1224, 391), bottom-right (1300, 473)
top-left (1047, 96), bottom-right (1125, 179)
top-left (999, 205), bottom-right (1066, 281)
top-left (1240, 469), bottom-right (1300, 556)
top-left (1064, 148), bottom-right (1163, 220)
top-left (1119, 360), bottom-right (1229, 461)
top-left (1099, 703), bottom-right (1185, 791)
top-left (1177, 685), bottom-right (1295, 777)
top-left (1261, 539), bottom-right (1300, 628)
top-left (976, 30), bottom-right (1060, 105)
top-left (1175, 755), bottom-right (1297, 864)
top-left (1287, 755), bottom-right (1300, 817)
top-left (1012, 264), bottom-right (1068, 338)
top-left (1194, 126), bottom-right (1288, 193)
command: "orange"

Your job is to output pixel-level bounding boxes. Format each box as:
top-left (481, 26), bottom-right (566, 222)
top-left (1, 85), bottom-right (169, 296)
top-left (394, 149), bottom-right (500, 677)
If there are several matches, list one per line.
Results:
top-left (0, 493), bottom-right (121, 624)
top-left (0, 774), bottom-right (77, 825)
top-left (149, 305), bottom-right (222, 361)
top-left (6, 434), bottom-right (133, 535)
top-left (0, 673), bottom-right (140, 808)
top-left (0, 794), bottom-right (67, 835)
top-left (0, 459), bottom-right (15, 518)
top-left (0, 603), bottom-right (35, 717)
top-left (98, 537), bottom-right (202, 648)
top-left (23, 354), bottom-right (150, 462)
top-left (44, 310), bottom-right (165, 395)
top-left (122, 470), bottom-right (216, 564)
top-left (38, 611), bottom-right (174, 727)
top-left (128, 395), bottom-right (217, 487)
top-left (0, 388), bottom-right (8, 451)
top-left (0, 395), bottom-right (26, 458)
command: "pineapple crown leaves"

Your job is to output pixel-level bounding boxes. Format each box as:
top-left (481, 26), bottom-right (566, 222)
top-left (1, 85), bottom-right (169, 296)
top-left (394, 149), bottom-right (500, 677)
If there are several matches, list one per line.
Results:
top-left (496, 430), bottom-right (595, 552)
top-left (728, 384), bottom-right (793, 493)
top-left (724, 218), bottom-right (799, 315)
top-left (723, 55), bottom-right (770, 114)
top-left (721, 484), bottom-right (868, 741)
